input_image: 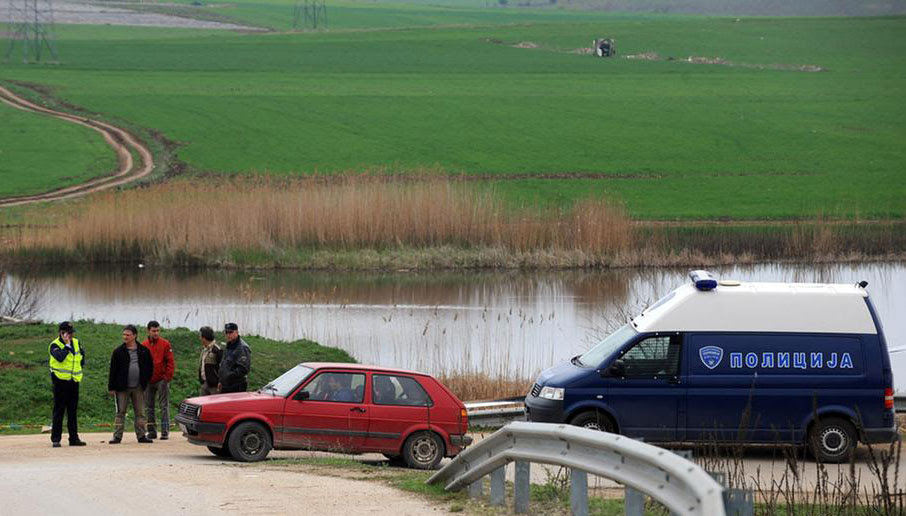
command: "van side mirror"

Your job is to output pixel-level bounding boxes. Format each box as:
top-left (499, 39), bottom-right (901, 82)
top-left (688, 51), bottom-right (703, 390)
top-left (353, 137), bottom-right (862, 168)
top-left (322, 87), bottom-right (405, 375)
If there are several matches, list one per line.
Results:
top-left (294, 390), bottom-right (310, 401)
top-left (606, 360), bottom-right (626, 377)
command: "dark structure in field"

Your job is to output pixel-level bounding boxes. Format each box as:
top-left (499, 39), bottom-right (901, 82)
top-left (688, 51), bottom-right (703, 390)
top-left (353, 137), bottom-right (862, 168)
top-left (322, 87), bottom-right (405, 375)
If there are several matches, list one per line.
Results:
top-left (3, 0), bottom-right (58, 63)
top-left (292, 0), bottom-right (328, 31)
top-left (594, 38), bottom-right (615, 57)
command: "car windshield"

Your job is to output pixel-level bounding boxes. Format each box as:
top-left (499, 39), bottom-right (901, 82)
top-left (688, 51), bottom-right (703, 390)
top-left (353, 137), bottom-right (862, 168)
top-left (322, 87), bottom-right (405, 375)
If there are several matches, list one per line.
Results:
top-left (261, 364), bottom-right (314, 397)
top-left (576, 324), bottom-right (638, 368)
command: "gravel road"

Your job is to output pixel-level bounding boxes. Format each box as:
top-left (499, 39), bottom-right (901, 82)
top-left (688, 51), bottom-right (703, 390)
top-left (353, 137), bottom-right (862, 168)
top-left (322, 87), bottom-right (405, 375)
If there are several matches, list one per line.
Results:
top-left (0, 433), bottom-right (448, 516)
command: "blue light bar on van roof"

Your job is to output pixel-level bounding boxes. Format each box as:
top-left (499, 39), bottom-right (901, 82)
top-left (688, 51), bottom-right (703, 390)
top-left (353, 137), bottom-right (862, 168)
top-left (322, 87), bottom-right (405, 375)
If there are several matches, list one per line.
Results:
top-left (689, 270), bottom-right (718, 291)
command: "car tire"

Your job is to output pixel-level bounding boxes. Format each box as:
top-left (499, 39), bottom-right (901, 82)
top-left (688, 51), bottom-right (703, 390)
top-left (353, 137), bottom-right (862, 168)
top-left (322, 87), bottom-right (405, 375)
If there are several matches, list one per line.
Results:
top-left (227, 421), bottom-right (272, 462)
top-left (570, 411), bottom-right (616, 433)
top-left (809, 416), bottom-right (857, 463)
top-left (207, 445), bottom-right (233, 458)
top-left (402, 431), bottom-right (444, 470)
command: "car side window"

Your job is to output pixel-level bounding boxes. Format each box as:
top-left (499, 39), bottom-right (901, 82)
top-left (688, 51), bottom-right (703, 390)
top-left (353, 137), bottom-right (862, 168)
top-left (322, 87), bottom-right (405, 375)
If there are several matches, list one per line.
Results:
top-left (304, 372), bottom-right (365, 403)
top-left (372, 374), bottom-right (433, 407)
top-left (621, 336), bottom-right (681, 378)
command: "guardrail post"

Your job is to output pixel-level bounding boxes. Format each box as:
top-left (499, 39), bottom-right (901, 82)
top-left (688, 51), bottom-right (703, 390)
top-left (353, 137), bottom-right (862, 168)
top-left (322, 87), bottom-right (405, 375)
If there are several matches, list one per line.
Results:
top-left (490, 465), bottom-right (506, 506)
top-left (624, 485), bottom-right (644, 516)
top-left (514, 460), bottom-right (530, 513)
top-left (569, 468), bottom-right (588, 516)
top-left (467, 478), bottom-right (483, 499)
top-left (723, 489), bottom-right (754, 516)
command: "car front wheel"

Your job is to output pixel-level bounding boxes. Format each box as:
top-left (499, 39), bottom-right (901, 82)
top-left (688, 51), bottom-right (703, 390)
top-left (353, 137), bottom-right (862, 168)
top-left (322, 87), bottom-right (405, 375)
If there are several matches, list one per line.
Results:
top-left (207, 445), bottom-right (232, 458)
top-left (227, 421), bottom-right (272, 462)
top-left (402, 431), bottom-right (444, 470)
top-left (570, 411), bottom-right (615, 433)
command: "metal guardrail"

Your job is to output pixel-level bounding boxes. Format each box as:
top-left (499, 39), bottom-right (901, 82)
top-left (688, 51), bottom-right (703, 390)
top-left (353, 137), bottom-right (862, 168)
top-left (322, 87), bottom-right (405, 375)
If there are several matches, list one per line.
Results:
top-left (464, 399), bottom-right (525, 428)
top-left (896, 396), bottom-right (905, 414)
top-left (428, 421), bottom-right (750, 516)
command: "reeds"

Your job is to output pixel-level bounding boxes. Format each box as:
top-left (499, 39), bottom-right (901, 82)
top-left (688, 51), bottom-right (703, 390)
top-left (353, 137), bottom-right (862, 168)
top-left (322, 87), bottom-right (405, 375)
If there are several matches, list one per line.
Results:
top-left (436, 372), bottom-right (532, 402)
top-left (4, 175), bottom-right (905, 269)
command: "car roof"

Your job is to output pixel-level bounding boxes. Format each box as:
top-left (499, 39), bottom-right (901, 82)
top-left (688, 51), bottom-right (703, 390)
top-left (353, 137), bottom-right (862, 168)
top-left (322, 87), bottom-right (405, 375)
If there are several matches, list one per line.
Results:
top-left (301, 362), bottom-right (432, 377)
top-left (633, 282), bottom-right (877, 334)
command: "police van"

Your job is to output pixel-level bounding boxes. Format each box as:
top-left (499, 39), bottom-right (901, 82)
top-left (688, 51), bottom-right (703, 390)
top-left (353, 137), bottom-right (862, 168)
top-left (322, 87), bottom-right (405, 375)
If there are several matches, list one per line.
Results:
top-left (524, 271), bottom-right (898, 462)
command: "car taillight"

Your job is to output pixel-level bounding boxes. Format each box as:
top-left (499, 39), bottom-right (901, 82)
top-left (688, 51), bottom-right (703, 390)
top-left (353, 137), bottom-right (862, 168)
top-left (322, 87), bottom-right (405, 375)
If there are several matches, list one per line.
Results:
top-left (884, 388), bottom-right (894, 410)
top-left (460, 408), bottom-right (468, 431)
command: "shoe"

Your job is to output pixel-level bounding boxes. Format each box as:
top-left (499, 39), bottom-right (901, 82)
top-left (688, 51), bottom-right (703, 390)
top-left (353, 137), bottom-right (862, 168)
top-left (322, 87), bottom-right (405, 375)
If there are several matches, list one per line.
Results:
top-left (146, 430), bottom-right (157, 439)
top-left (69, 440), bottom-right (87, 446)
top-left (52, 442), bottom-right (61, 448)
top-left (160, 434), bottom-right (169, 440)
top-left (137, 436), bottom-right (153, 443)
top-left (109, 438), bottom-right (122, 444)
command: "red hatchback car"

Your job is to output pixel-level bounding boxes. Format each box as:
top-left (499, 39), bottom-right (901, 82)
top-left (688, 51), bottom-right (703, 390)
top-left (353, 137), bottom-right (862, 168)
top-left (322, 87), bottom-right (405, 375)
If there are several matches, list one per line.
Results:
top-left (175, 363), bottom-right (472, 469)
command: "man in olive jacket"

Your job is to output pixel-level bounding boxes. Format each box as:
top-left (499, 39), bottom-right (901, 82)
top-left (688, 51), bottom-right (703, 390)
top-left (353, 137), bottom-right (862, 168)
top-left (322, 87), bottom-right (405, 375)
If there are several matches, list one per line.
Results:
top-left (218, 322), bottom-right (251, 394)
top-left (108, 325), bottom-right (154, 444)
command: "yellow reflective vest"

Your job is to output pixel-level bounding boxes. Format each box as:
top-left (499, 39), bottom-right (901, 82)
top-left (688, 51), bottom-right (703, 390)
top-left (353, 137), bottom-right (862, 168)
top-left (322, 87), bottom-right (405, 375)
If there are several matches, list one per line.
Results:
top-left (49, 337), bottom-right (83, 382)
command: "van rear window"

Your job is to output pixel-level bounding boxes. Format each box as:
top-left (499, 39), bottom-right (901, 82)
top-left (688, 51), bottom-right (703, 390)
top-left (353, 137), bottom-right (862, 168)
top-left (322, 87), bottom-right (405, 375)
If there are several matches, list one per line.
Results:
top-left (689, 334), bottom-right (863, 375)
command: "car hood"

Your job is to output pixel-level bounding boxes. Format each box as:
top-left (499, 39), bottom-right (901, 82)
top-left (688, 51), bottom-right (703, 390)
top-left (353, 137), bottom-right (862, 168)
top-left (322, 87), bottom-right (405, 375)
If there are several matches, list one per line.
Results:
top-left (185, 391), bottom-right (281, 407)
top-left (535, 360), bottom-right (589, 388)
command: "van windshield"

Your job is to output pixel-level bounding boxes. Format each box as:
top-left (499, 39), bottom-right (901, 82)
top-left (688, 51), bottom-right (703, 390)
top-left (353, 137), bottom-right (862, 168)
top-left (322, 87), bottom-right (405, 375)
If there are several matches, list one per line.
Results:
top-left (576, 324), bottom-right (638, 368)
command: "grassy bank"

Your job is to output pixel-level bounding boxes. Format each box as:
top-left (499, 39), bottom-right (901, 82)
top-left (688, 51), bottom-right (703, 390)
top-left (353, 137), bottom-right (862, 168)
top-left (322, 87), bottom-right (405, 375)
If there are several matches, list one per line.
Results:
top-left (2, 177), bottom-right (905, 270)
top-left (0, 11), bottom-right (904, 218)
top-left (0, 322), bottom-right (354, 431)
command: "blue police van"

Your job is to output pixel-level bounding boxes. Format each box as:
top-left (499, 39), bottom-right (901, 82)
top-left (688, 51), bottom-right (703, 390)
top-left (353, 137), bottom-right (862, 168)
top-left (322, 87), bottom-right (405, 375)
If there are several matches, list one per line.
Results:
top-left (524, 271), bottom-right (898, 462)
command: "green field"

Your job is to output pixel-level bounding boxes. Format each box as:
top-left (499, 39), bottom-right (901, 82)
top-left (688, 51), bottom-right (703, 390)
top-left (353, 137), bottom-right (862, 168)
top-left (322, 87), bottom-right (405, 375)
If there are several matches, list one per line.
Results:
top-left (1, 3), bottom-right (904, 219)
top-left (0, 322), bottom-right (354, 430)
top-left (0, 103), bottom-right (117, 197)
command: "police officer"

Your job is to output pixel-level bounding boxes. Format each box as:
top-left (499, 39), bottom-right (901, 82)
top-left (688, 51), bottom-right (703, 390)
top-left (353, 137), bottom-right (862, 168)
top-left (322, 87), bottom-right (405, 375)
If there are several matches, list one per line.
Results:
top-left (218, 323), bottom-right (251, 393)
top-left (49, 321), bottom-right (87, 447)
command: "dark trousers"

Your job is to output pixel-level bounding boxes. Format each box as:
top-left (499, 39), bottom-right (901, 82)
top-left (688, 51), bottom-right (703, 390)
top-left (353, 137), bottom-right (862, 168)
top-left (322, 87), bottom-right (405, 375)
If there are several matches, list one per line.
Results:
top-left (220, 380), bottom-right (247, 394)
top-left (51, 375), bottom-right (80, 444)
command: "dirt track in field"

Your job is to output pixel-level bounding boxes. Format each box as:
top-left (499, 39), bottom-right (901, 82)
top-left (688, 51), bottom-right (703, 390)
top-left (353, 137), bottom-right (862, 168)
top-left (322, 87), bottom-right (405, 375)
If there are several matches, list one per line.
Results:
top-left (0, 85), bottom-right (154, 208)
top-left (0, 432), bottom-right (447, 515)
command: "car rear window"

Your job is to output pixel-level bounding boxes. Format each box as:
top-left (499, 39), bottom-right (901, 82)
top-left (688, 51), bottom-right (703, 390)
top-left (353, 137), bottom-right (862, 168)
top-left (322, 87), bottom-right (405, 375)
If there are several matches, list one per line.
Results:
top-left (372, 374), bottom-right (433, 407)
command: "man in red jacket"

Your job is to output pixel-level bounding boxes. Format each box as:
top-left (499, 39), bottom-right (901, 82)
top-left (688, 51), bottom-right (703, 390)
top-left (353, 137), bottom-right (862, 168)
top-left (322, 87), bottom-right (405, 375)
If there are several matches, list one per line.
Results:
top-left (142, 321), bottom-right (175, 440)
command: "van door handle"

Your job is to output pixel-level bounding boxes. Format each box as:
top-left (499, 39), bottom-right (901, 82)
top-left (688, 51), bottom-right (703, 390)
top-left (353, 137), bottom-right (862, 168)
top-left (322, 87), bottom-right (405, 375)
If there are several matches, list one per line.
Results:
top-left (668, 377), bottom-right (681, 385)
top-left (350, 407), bottom-right (367, 413)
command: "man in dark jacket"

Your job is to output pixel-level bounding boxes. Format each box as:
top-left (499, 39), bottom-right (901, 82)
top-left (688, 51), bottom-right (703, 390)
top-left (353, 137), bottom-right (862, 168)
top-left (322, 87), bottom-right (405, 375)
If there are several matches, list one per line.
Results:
top-left (108, 325), bottom-right (154, 444)
top-left (198, 326), bottom-right (223, 395)
top-left (218, 322), bottom-right (251, 393)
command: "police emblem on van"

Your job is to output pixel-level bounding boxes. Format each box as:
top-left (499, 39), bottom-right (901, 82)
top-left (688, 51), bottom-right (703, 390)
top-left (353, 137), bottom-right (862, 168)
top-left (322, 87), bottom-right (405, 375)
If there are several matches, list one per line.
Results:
top-left (699, 346), bottom-right (724, 370)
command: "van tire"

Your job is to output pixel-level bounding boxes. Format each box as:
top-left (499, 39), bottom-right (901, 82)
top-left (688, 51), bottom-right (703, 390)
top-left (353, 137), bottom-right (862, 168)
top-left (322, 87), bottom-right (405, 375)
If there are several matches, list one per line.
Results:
top-left (207, 445), bottom-right (232, 458)
top-left (227, 421), bottom-right (272, 462)
top-left (402, 431), bottom-right (444, 470)
top-left (809, 417), bottom-right (856, 463)
top-left (570, 411), bottom-right (616, 433)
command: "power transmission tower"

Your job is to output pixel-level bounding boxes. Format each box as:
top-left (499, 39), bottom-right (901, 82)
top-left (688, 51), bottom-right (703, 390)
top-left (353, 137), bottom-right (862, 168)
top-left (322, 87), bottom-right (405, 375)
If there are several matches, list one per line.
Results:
top-left (4, 0), bottom-right (59, 63)
top-left (292, 0), bottom-right (327, 31)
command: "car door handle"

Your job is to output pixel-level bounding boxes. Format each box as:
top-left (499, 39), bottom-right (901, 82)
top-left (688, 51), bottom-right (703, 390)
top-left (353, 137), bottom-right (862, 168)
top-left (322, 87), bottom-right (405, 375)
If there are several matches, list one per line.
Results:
top-left (350, 407), bottom-right (366, 413)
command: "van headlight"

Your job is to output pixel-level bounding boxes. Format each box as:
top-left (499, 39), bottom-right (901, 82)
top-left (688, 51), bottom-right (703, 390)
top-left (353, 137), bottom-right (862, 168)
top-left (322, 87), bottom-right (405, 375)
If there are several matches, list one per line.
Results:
top-left (539, 386), bottom-right (565, 400)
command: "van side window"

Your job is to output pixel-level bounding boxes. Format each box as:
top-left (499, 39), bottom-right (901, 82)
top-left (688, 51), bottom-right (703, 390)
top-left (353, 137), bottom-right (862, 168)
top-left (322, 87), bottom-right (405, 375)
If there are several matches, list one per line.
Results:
top-left (621, 336), bottom-right (681, 378)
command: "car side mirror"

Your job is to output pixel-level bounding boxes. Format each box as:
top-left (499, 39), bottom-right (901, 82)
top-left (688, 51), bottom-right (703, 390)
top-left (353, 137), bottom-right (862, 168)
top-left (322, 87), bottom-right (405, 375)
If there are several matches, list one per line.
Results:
top-left (606, 359), bottom-right (626, 377)
top-left (294, 390), bottom-right (310, 401)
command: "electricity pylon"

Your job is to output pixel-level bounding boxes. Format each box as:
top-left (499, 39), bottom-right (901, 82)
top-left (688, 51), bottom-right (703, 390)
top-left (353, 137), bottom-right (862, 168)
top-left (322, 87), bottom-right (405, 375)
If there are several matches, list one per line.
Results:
top-left (292, 0), bottom-right (327, 31)
top-left (4, 0), bottom-right (59, 63)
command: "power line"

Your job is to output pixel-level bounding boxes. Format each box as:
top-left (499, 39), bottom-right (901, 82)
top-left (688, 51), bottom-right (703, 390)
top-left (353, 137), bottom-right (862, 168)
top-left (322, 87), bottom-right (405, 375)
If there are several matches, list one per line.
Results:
top-left (4, 0), bottom-right (59, 63)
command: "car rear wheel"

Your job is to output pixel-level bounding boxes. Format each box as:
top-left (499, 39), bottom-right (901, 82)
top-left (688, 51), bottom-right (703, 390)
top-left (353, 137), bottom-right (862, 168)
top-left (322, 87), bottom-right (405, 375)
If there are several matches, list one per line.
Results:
top-left (402, 431), bottom-right (444, 470)
top-left (809, 416), bottom-right (857, 463)
top-left (570, 411), bottom-right (616, 433)
top-left (207, 445), bottom-right (232, 458)
top-left (227, 421), bottom-right (272, 462)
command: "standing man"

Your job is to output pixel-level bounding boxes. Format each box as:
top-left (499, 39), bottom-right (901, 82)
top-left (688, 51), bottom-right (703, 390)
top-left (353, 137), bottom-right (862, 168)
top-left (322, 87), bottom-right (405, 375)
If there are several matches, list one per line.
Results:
top-left (218, 322), bottom-right (251, 394)
top-left (49, 321), bottom-right (86, 448)
top-left (142, 321), bottom-right (175, 440)
top-left (198, 326), bottom-right (222, 396)
top-left (108, 325), bottom-right (153, 444)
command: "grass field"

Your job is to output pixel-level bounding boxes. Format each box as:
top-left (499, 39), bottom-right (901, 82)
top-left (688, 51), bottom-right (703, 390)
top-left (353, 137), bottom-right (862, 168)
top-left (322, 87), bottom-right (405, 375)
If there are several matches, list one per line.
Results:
top-left (1, 4), bottom-right (904, 219)
top-left (0, 102), bottom-right (117, 197)
top-left (0, 322), bottom-right (354, 430)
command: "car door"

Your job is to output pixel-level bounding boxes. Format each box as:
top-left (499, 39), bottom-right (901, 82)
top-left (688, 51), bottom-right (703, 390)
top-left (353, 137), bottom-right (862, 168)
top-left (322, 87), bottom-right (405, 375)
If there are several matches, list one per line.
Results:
top-left (602, 333), bottom-right (684, 441)
top-left (363, 373), bottom-right (431, 453)
top-left (282, 370), bottom-right (369, 452)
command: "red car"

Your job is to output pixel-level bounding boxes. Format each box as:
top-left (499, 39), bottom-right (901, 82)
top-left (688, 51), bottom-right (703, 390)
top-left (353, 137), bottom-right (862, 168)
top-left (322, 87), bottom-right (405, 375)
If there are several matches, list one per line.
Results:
top-left (175, 362), bottom-right (472, 469)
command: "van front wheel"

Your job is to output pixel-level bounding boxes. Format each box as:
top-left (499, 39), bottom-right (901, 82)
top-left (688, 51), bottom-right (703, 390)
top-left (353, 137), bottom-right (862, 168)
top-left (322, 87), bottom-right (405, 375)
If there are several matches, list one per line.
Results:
top-left (570, 411), bottom-right (615, 433)
top-left (810, 417), bottom-right (857, 463)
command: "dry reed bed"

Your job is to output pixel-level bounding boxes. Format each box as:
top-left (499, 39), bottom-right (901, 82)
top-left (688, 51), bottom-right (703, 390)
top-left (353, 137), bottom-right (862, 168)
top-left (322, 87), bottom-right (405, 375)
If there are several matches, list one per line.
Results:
top-left (4, 176), bottom-right (905, 268)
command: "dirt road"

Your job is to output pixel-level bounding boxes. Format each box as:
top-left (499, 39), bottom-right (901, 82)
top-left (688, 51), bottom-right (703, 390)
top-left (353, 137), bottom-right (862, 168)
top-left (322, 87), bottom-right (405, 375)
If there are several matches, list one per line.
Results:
top-left (0, 85), bottom-right (154, 208)
top-left (0, 433), bottom-right (447, 516)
